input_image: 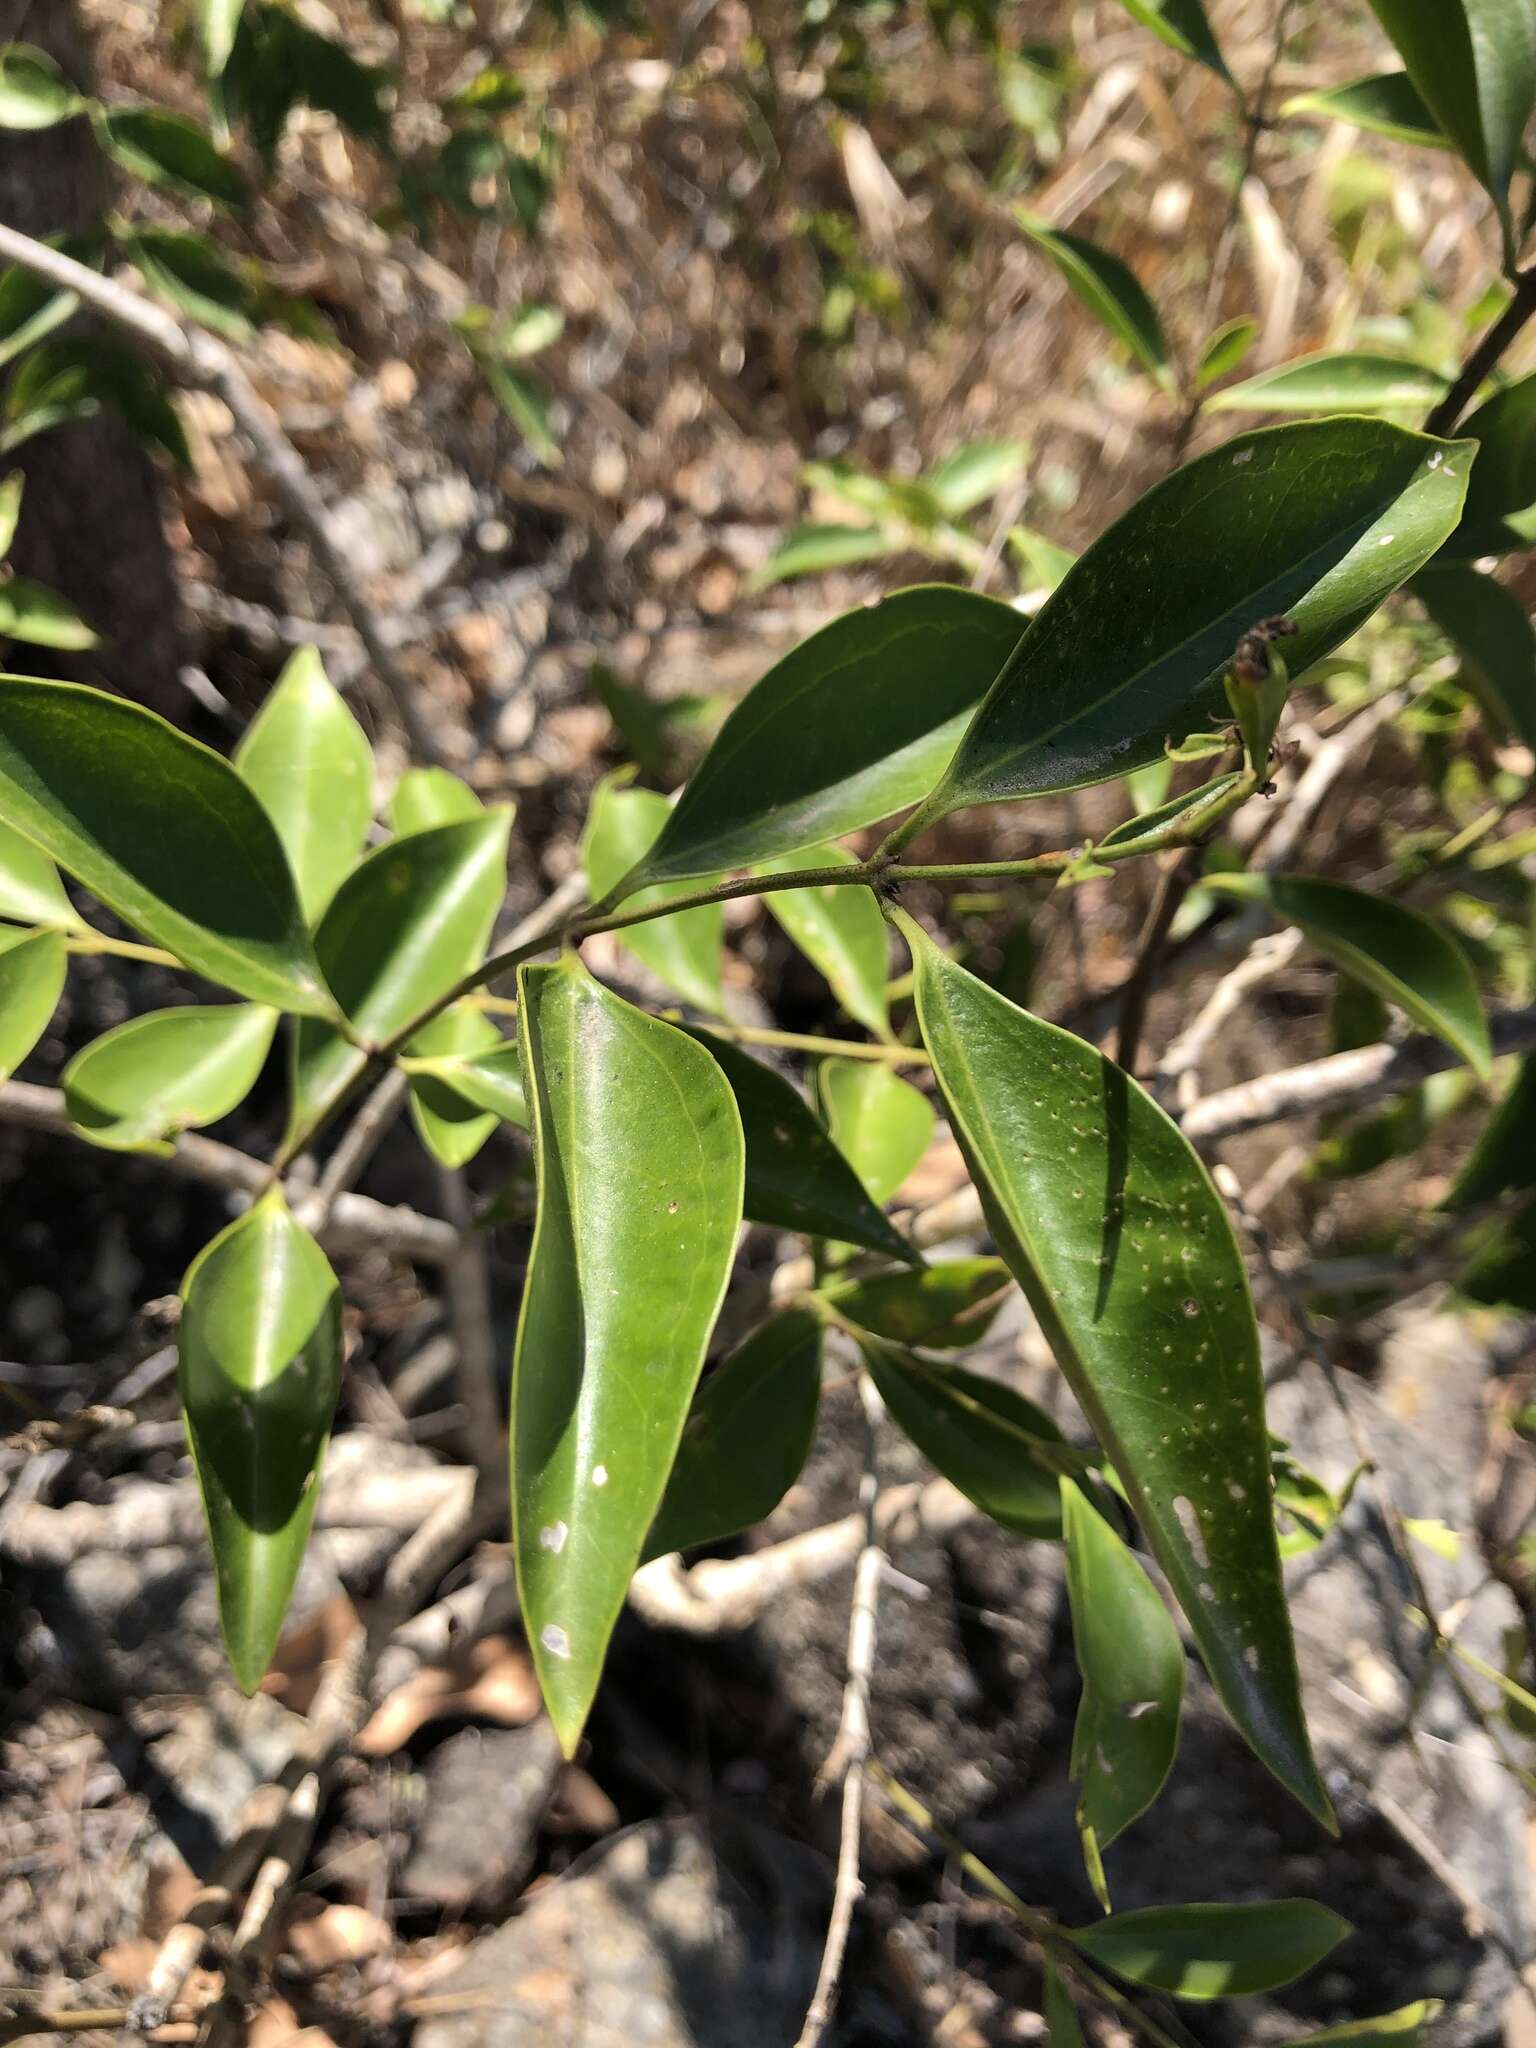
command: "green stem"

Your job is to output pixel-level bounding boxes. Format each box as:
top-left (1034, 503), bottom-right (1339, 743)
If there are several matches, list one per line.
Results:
top-left (678, 1019), bottom-right (930, 1065)
top-left (65, 933), bottom-right (182, 967)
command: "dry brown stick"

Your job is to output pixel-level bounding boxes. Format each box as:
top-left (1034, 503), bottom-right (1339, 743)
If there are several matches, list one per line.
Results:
top-left (794, 1375), bottom-right (886, 2048)
top-left (0, 1081), bottom-right (458, 1265)
top-left (0, 222), bottom-right (441, 762)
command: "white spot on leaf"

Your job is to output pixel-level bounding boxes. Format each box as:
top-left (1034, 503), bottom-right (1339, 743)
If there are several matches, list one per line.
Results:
top-left (539, 1521), bottom-right (568, 1554)
top-left (1173, 1494), bottom-right (1211, 1568)
top-left (540, 1623), bottom-right (571, 1660)
top-left (591, 1464), bottom-right (609, 1488)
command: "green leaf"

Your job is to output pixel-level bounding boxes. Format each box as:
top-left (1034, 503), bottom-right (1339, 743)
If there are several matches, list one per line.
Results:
top-left (0, 245), bottom-right (86, 371)
top-left (126, 227), bottom-right (255, 341)
top-left (644, 1309), bottom-right (823, 1560)
top-left (612, 587), bottom-right (1023, 890)
top-left (234, 647), bottom-right (375, 924)
top-left (1194, 317), bottom-right (1260, 389)
top-left (479, 357), bottom-right (561, 468)
top-left (818, 1057), bottom-right (933, 1206)
top-left (1109, 0), bottom-right (1231, 79)
top-left (818, 1257), bottom-right (1011, 1349)
top-left (859, 1335), bottom-right (1069, 1537)
top-left (1204, 873), bottom-right (1491, 1077)
top-left (0, 45), bottom-right (83, 129)
top-left (514, 958), bottom-right (744, 1752)
top-left (1, 336), bottom-right (190, 467)
top-left (582, 776), bottom-right (724, 1014)
top-left (1444, 1055), bottom-right (1536, 1208)
top-left (1097, 772), bottom-right (1250, 860)
top-left (0, 576), bottom-right (97, 650)
top-left (907, 420), bottom-right (1472, 827)
top-left (99, 106), bottom-right (249, 210)
top-left (1061, 1477), bottom-right (1184, 1908)
top-left (402, 1002), bottom-right (507, 1167)
top-left (1016, 213), bottom-right (1172, 389)
top-left (0, 815), bottom-right (77, 928)
top-left (63, 1003), bottom-right (276, 1152)
top-left (179, 1189), bottom-right (344, 1691)
top-left (0, 677), bottom-right (330, 1014)
top-left (1204, 353), bottom-right (1450, 415)
top-left (1065, 1900), bottom-right (1351, 2000)
top-left (1416, 565), bottom-right (1536, 753)
top-left (1439, 371), bottom-right (1536, 557)
top-left (1365, 0), bottom-right (1536, 224)
top-left (1282, 72), bottom-right (1449, 149)
top-left (1275, 2004), bottom-right (1441, 2047)
top-left (1009, 525), bottom-right (1078, 593)
top-left (291, 811), bottom-right (511, 1138)
top-left (0, 926), bottom-right (64, 1079)
top-left (756, 846), bottom-right (890, 1038)
top-left (0, 473), bottom-right (19, 558)
top-left (749, 521), bottom-right (896, 589)
top-left (199, 0), bottom-right (248, 77)
top-left (447, 66), bottom-right (526, 115)
top-left (1042, 1963), bottom-right (1087, 2048)
top-left (389, 764), bottom-right (483, 834)
top-left (685, 1029), bottom-right (919, 1263)
top-left (895, 913), bottom-right (1330, 1825)
top-left (923, 439), bottom-right (1031, 518)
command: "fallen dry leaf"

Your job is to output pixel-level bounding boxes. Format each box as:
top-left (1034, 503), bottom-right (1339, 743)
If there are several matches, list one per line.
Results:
top-left (285, 1902), bottom-right (391, 1973)
top-left (248, 1997), bottom-right (342, 2048)
top-left (261, 1593), bottom-right (361, 1716)
top-left (356, 1635), bottom-right (541, 1756)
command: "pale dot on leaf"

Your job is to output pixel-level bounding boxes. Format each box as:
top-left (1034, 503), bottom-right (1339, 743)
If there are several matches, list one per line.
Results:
top-left (539, 1521), bottom-right (568, 1554)
top-left (591, 1463), bottom-right (609, 1488)
top-left (540, 1623), bottom-right (571, 1659)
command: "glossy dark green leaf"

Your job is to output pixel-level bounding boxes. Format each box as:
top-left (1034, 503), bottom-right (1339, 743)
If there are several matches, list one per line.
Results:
top-left (611, 587), bottom-right (1023, 891)
top-left (1445, 1055), bottom-right (1536, 1208)
top-left (0, 44), bottom-right (83, 129)
top-left (64, 1003), bottom-right (277, 1152)
top-left (389, 765), bottom-right (483, 834)
top-left (906, 420), bottom-right (1471, 828)
top-left (896, 913), bottom-right (1330, 1825)
top-left (1194, 317), bottom-right (1260, 389)
top-left (403, 1003), bottom-right (515, 1167)
top-left (0, 815), bottom-right (77, 929)
top-left (1205, 873), bottom-right (1491, 1077)
top-left (1042, 1963), bottom-right (1087, 2048)
top-left (126, 227), bottom-right (256, 341)
top-left (235, 647), bottom-right (375, 924)
top-left (1097, 773), bottom-right (1249, 860)
top-left (818, 1057), bottom-right (934, 1206)
top-left (1416, 565), bottom-right (1536, 753)
top-left (1282, 72), bottom-right (1448, 149)
top-left (0, 926), bottom-right (64, 1079)
top-left (756, 846), bottom-right (890, 1038)
top-left (1366, 0), bottom-right (1536, 221)
top-left (644, 1309), bottom-right (823, 1561)
top-left (1016, 214), bottom-right (1172, 390)
top-left (1110, 0), bottom-right (1231, 78)
top-left (291, 811), bottom-right (511, 1138)
top-left (1065, 1900), bottom-right (1351, 2000)
top-left (860, 1335), bottom-right (1070, 1537)
top-left (1440, 371), bottom-right (1536, 557)
top-left (584, 775), bottom-right (724, 1014)
top-left (0, 575), bottom-right (97, 650)
top-left (0, 678), bottom-right (330, 1014)
top-left (818, 1258), bottom-right (1011, 1349)
top-left (1062, 1477), bottom-right (1185, 1908)
top-left (514, 958), bottom-right (744, 1752)
top-left (1275, 2002), bottom-right (1440, 2046)
top-left (1204, 354), bottom-right (1449, 415)
top-left (99, 106), bottom-right (249, 210)
top-left (179, 1190), bottom-right (343, 1691)
top-left (686, 1029), bottom-right (918, 1264)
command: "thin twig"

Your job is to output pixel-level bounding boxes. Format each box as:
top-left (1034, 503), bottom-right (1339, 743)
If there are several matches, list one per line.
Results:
top-left (794, 1374), bottom-right (886, 2048)
top-left (1425, 267), bottom-right (1536, 436)
top-left (0, 223), bottom-right (441, 761)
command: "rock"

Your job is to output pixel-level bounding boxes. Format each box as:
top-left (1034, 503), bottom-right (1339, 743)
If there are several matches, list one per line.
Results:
top-left (398, 1721), bottom-right (562, 1913)
top-left (974, 1351), bottom-right (1532, 2048)
top-left (411, 1817), bottom-right (830, 2048)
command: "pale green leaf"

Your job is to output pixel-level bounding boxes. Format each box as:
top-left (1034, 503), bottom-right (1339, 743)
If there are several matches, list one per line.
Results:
top-left (64, 1003), bottom-right (277, 1151)
top-left (0, 925), bottom-right (64, 1079)
top-left (1016, 213), bottom-right (1172, 389)
top-left (0, 576), bottom-right (98, 650)
top-left (818, 1057), bottom-right (933, 1206)
top-left (0, 815), bottom-right (78, 929)
top-left (1282, 72), bottom-right (1449, 149)
top-left (818, 1258), bottom-right (1011, 1350)
top-left (756, 845), bottom-right (890, 1038)
top-left (0, 45), bottom-right (83, 129)
top-left (583, 775), bottom-right (724, 1014)
top-left (235, 647), bottom-right (375, 924)
top-left (1065, 1899), bottom-right (1351, 2000)
top-left (389, 765), bottom-right (483, 834)
top-left (1204, 354), bottom-right (1449, 415)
